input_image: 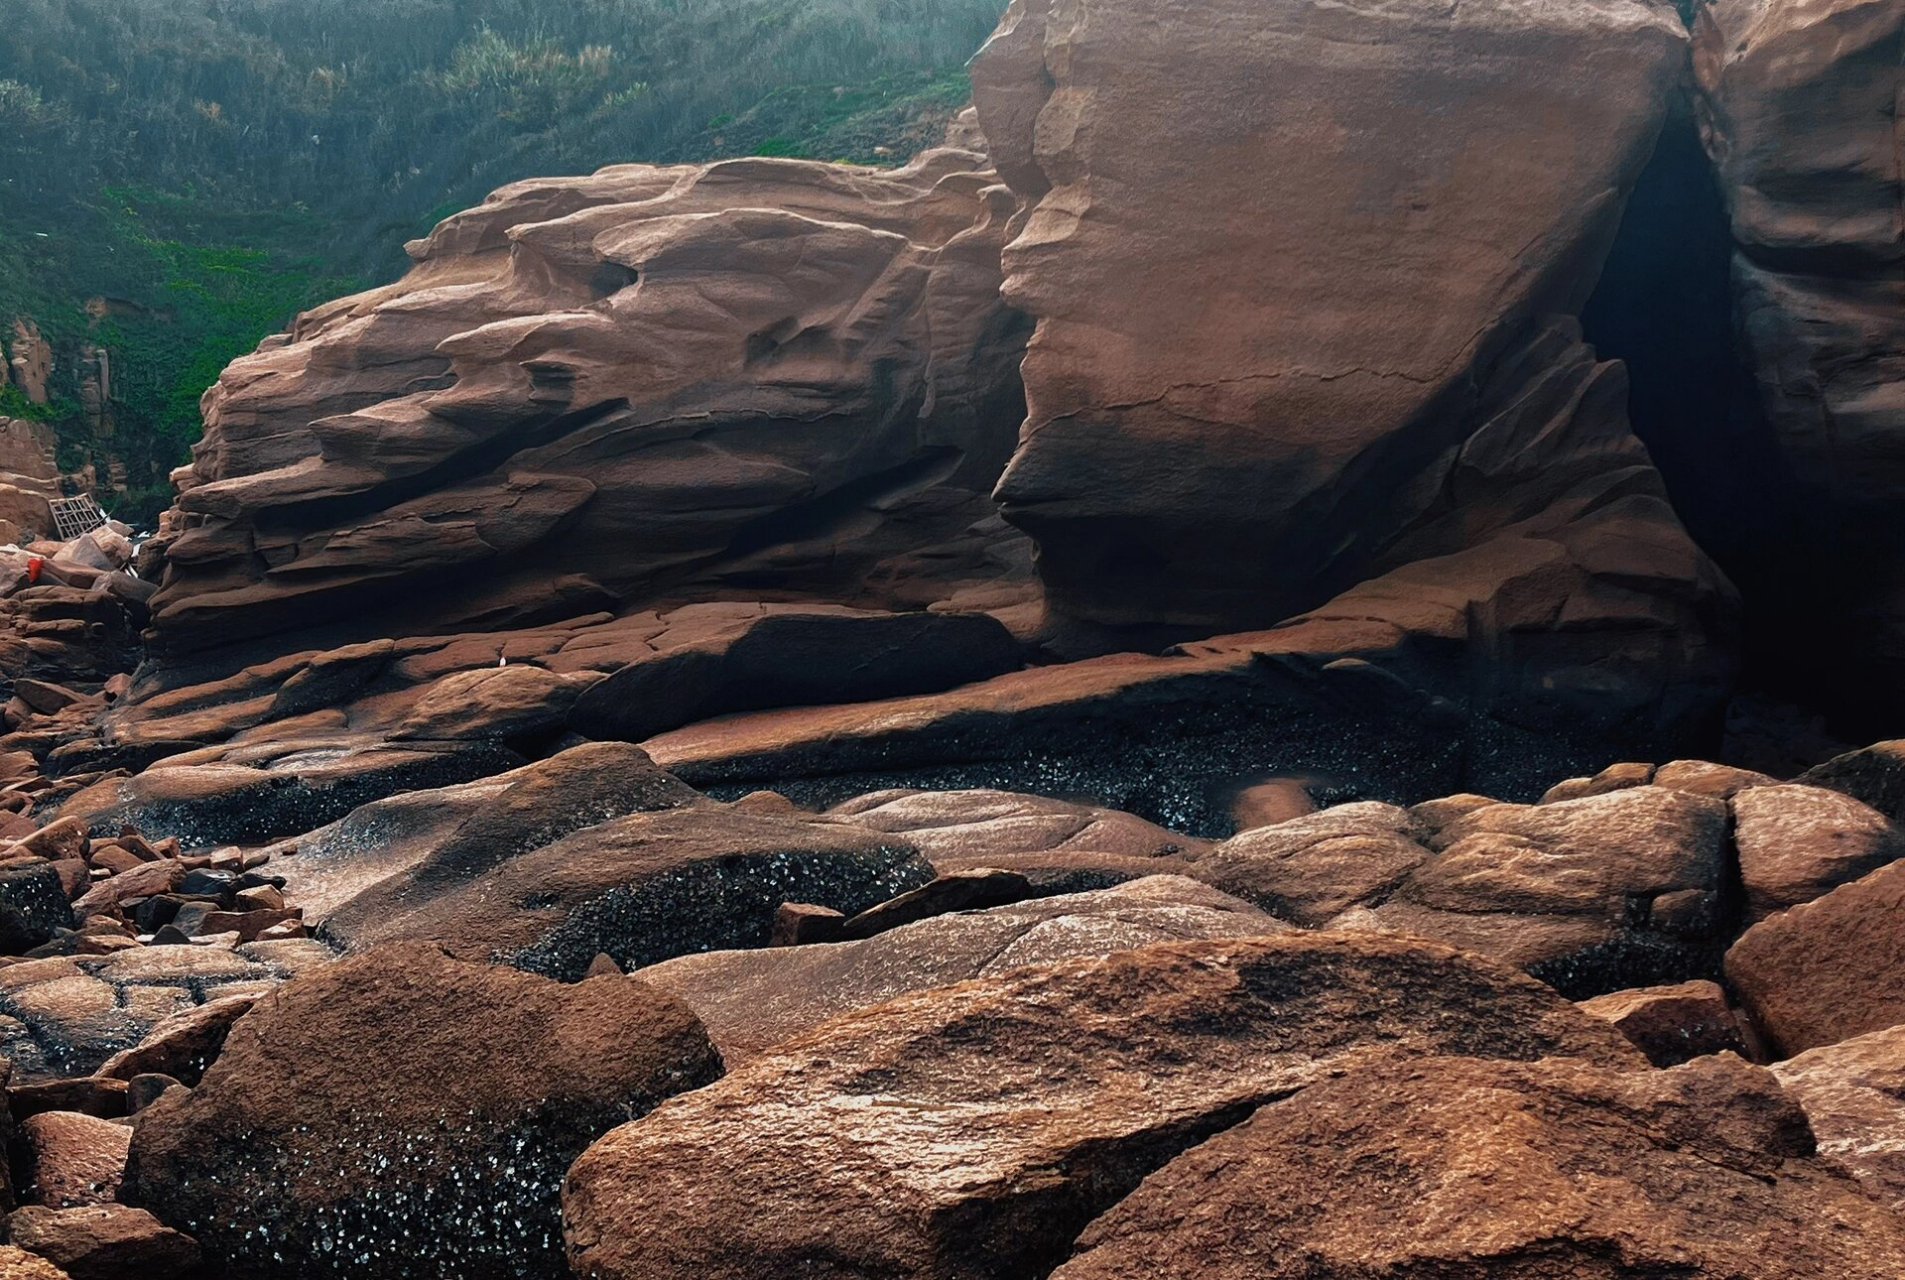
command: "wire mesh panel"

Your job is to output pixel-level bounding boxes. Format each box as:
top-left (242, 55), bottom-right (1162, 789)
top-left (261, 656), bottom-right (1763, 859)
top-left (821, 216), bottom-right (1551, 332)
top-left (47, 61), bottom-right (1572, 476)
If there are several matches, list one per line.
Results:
top-left (50, 495), bottom-right (107, 542)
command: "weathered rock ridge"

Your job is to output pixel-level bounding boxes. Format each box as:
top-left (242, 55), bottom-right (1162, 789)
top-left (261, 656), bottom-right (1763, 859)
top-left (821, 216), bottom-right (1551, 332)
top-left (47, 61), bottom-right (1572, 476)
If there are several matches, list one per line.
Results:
top-left (150, 149), bottom-right (1035, 653)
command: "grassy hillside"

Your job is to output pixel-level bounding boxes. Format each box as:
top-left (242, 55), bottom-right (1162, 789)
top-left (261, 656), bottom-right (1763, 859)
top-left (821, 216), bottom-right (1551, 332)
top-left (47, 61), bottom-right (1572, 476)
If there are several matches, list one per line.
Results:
top-left (0, 0), bottom-right (1006, 521)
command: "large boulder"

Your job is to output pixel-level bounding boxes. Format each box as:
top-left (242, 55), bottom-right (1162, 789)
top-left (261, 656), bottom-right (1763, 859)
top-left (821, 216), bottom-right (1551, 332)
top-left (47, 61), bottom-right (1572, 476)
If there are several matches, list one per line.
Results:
top-left (144, 149), bottom-right (1034, 654)
top-left (1731, 783), bottom-right (1905, 920)
top-left (1772, 1023), bottom-right (1905, 1214)
top-left (635, 875), bottom-right (1285, 1063)
top-left (562, 933), bottom-right (1641, 1280)
top-left (1693, 0), bottom-right (1905, 713)
top-left (1051, 1054), bottom-right (1905, 1279)
top-left (123, 944), bottom-right (722, 1280)
top-left (967, 0), bottom-right (1729, 740)
top-left (1727, 859), bottom-right (1905, 1055)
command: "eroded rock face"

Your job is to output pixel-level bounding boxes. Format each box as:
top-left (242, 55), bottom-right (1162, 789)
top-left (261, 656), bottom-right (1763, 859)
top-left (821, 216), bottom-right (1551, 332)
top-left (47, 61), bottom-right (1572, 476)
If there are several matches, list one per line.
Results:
top-left (1694, 0), bottom-right (1905, 713)
top-left (968, 0), bottom-right (1731, 742)
top-left (146, 150), bottom-right (1034, 654)
top-left (1051, 1054), bottom-right (1905, 1279)
top-left (562, 933), bottom-right (1640, 1280)
top-left (123, 943), bottom-right (722, 1280)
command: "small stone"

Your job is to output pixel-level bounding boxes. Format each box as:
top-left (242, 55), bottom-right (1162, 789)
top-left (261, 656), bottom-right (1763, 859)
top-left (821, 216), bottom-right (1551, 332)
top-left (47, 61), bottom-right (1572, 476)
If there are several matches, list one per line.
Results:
top-left (124, 1075), bottom-right (182, 1116)
top-left (1577, 980), bottom-right (1751, 1067)
top-left (0, 1243), bottom-right (71, 1279)
top-left (584, 953), bottom-right (625, 978)
top-left (81, 849), bottom-right (141, 877)
top-left (770, 903), bottom-right (846, 947)
top-left (231, 885), bottom-right (284, 912)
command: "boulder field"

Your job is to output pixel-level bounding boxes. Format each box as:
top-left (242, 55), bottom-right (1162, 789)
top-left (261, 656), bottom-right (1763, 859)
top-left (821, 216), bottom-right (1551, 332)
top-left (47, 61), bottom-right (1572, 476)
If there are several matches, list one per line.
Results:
top-left (0, 0), bottom-right (1895, 1275)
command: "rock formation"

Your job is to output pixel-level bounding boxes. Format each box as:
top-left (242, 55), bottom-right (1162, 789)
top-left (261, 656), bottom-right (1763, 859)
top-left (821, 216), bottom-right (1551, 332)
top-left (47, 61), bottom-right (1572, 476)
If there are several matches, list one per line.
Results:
top-left (145, 150), bottom-right (1035, 654)
top-left (968, 0), bottom-right (1732, 727)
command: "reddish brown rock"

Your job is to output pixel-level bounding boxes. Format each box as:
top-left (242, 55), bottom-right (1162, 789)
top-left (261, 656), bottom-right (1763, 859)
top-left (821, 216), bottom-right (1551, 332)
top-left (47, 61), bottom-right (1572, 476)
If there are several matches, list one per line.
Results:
top-left (1185, 803), bottom-right (1427, 928)
top-left (93, 993), bottom-right (259, 1086)
top-left (1578, 979), bottom-right (1752, 1067)
top-left (5, 1205), bottom-right (197, 1280)
top-left (563, 933), bottom-right (1640, 1280)
top-left (319, 803), bottom-right (933, 980)
top-left (1727, 859), bottom-right (1905, 1055)
top-left (1050, 1055), bottom-right (1905, 1279)
top-left (123, 943), bottom-right (722, 1280)
top-left (1772, 1023), bottom-right (1905, 1215)
top-left (828, 788), bottom-right (1205, 869)
top-left (636, 876), bottom-right (1285, 1064)
top-left (144, 149), bottom-right (1033, 654)
top-left (18, 1113), bottom-right (128, 1209)
top-left (0, 1245), bottom-right (70, 1279)
top-left (968, 0), bottom-right (1728, 746)
top-left (1732, 783), bottom-right (1905, 920)
top-left (1802, 740), bottom-right (1905, 823)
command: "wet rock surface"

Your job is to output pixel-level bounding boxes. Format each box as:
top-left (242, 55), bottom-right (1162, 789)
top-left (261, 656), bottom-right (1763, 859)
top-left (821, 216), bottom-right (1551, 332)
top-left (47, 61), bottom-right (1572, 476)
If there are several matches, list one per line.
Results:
top-left (122, 943), bottom-right (721, 1280)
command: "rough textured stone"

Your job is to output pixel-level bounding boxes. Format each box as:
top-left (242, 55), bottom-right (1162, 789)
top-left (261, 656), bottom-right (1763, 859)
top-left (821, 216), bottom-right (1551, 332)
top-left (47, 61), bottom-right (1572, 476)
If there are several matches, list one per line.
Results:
top-left (123, 944), bottom-right (722, 1280)
top-left (274, 742), bottom-right (701, 922)
top-left (563, 933), bottom-right (1641, 1280)
top-left (5, 1205), bottom-right (198, 1280)
top-left (1732, 783), bottom-right (1905, 920)
top-left (636, 876), bottom-right (1286, 1064)
top-left (568, 607), bottom-right (1023, 742)
top-left (1051, 1054), bottom-right (1905, 1279)
top-left (93, 993), bottom-right (259, 1086)
top-left (1578, 979), bottom-right (1752, 1067)
top-left (1802, 740), bottom-right (1905, 823)
top-left (1727, 859), bottom-right (1905, 1056)
top-left (1185, 803), bottom-right (1427, 928)
top-left (0, 1245), bottom-right (70, 1280)
top-left (1772, 1022), bottom-right (1905, 1214)
top-left (19, 1112), bottom-right (129, 1209)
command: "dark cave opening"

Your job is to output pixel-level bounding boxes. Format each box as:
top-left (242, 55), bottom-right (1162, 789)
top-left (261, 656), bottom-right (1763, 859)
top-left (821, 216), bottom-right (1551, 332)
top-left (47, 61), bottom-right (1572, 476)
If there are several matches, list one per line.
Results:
top-left (1580, 87), bottom-right (1883, 759)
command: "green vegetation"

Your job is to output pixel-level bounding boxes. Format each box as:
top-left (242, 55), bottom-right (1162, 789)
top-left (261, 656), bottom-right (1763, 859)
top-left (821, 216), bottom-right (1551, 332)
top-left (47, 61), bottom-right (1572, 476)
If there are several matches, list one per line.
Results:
top-left (0, 0), bottom-right (1005, 522)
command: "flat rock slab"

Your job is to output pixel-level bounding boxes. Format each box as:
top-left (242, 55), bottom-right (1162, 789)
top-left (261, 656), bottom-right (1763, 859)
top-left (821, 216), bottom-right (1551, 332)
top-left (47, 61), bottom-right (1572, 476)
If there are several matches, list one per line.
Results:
top-left (564, 933), bottom-right (1640, 1280)
top-left (318, 804), bottom-right (934, 981)
top-left (636, 875), bottom-right (1286, 1063)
